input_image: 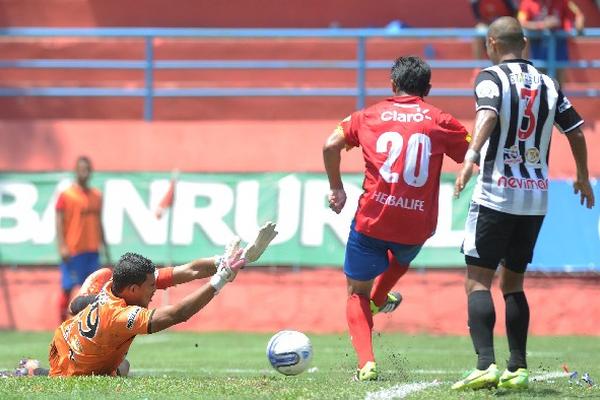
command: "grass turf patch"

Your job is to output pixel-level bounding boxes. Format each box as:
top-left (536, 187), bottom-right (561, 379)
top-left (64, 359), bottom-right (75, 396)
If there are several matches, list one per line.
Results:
top-left (0, 331), bottom-right (598, 399)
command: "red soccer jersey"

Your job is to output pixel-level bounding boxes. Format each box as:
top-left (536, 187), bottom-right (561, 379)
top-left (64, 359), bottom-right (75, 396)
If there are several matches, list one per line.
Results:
top-left (518, 0), bottom-right (575, 30)
top-left (341, 96), bottom-right (470, 245)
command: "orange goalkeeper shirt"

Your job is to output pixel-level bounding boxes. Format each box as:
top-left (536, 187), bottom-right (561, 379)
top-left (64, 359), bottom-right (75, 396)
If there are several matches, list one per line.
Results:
top-left (56, 184), bottom-right (103, 256)
top-left (49, 281), bottom-right (154, 376)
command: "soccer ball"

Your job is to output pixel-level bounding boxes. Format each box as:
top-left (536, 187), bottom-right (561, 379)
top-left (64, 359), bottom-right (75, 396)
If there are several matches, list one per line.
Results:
top-left (266, 330), bottom-right (313, 376)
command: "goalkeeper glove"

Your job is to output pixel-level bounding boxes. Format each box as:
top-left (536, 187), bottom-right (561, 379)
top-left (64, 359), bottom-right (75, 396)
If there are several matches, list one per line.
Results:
top-left (242, 221), bottom-right (278, 263)
top-left (210, 247), bottom-right (244, 294)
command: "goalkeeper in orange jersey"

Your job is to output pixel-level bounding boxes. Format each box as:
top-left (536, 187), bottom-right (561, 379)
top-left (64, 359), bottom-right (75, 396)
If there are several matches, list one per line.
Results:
top-left (0, 223), bottom-right (278, 378)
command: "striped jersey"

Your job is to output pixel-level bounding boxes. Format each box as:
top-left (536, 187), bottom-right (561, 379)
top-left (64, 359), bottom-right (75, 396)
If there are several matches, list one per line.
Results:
top-left (472, 59), bottom-right (583, 215)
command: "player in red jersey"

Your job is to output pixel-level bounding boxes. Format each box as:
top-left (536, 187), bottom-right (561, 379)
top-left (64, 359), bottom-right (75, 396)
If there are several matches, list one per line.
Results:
top-left (323, 56), bottom-right (471, 380)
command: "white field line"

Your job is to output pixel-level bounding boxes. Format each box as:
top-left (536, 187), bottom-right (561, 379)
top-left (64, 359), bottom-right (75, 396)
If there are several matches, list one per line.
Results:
top-left (365, 381), bottom-right (443, 400)
top-left (412, 369), bottom-right (457, 374)
top-left (364, 371), bottom-right (569, 400)
top-left (530, 371), bottom-right (569, 381)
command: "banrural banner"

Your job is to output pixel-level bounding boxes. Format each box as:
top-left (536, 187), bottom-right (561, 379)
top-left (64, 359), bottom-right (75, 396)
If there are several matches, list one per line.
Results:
top-left (0, 172), bottom-right (598, 271)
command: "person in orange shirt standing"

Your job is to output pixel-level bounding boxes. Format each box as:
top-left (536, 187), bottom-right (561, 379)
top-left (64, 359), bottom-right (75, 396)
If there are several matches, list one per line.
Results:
top-left (56, 156), bottom-right (110, 322)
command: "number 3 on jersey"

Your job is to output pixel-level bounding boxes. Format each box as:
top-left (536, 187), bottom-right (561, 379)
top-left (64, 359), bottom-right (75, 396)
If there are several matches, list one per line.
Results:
top-left (519, 88), bottom-right (538, 140)
top-left (376, 132), bottom-right (431, 187)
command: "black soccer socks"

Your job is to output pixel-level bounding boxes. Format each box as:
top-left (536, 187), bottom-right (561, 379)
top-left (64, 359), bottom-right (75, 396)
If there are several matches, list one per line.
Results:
top-left (468, 290), bottom-right (496, 370)
top-left (504, 291), bottom-right (529, 372)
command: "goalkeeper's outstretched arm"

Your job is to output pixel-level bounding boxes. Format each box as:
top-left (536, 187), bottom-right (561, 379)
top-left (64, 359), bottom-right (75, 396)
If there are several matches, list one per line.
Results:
top-left (148, 249), bottom-right (245, 334)
top-left (171, 257), bottom-right (219, 284)
top-left (148, 222), bottom-right (277, 333)
top-left (171, 237), bottom-right (242, 284)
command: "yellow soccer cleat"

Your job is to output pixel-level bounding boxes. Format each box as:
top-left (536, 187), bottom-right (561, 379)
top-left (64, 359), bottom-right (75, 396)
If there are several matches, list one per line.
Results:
top-left (370, 292), bottom-right (403, 315)
top-left (451, 363), bottom-right (500, 390)
top-left (498, 368), bottom-right (529, 390)
top-left (355, 361), bottom-right (378, 381)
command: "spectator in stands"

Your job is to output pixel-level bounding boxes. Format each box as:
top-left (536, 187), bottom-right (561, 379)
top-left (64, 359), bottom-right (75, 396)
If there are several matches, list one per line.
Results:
top-left (518, 0), bottom-right (585, 85)
top-left (471, 0), bottom-right (518, 62)
top-left (55, 156), bottom-right (110, 322)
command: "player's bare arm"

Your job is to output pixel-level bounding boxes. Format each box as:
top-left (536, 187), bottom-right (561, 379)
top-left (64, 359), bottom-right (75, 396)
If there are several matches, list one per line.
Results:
top-left (149, 222), bottom-right (278, 333)
top-left (170, 222), bottom-right (278, 284)
top-left (172, 257), bottom-right (219, 284)
top-left (67, 257), bottom-right (229, 315)
top-left (323, 127), bottom-right (348, 213)
top-left (55, 209), bottom-right (70, 262)
top-left (454, 109), bottom-right (498, 198)
top-left (149, 249), bottom-right (245, 333)
top-left (566, 127), bottom-right (595, 208)
top-left (568, 1), bottom-right (585, 34)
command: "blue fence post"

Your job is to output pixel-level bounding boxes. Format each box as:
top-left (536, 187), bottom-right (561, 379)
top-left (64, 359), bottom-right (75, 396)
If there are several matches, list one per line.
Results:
top-left (356, 36), bottom-right (366, 109)
top-left (144, 36), bottom-right (155, 121)
top-left (547, 31), bottom-right (557, 79)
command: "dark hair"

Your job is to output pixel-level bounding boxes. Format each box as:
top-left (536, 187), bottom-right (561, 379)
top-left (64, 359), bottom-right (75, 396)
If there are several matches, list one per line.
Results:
top-left (112, 252), bottom-right (155, 294)
top-left (390, 56), bottom-right (431, 97)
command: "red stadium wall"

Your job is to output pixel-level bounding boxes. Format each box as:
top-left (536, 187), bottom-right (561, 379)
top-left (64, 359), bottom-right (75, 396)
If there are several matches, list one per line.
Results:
top-left (1, 0), bottom-right (597, 28)
top-left (1, 267), bottom-right (599, 335)
top-left (1, 119), bottom-right (599, 177)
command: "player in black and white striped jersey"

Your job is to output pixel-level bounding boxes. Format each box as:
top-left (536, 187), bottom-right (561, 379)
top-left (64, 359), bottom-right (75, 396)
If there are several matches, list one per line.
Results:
top-left (452, 16), bottom-right (594, 391)
top-left (469, 50), bottom-right (583, 215)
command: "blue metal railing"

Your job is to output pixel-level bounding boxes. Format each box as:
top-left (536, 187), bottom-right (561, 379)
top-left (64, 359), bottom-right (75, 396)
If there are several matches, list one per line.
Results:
top-left (0, 27), bottom-right (598, 120)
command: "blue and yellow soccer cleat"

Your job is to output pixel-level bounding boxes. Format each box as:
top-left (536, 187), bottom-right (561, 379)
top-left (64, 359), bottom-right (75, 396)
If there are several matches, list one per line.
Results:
top-left (355, 361), bottom-right (378, 381)
top-left (370, 291), bottom-right (403, 315)
top-left (451, 363), bottom-right (500, 390)
top-left (498, 368), bottom-right (529, 390)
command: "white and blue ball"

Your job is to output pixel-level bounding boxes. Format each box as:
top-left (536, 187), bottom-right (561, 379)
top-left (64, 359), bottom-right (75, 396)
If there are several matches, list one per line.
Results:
top-left (266, 330), bottom-right (313, 375)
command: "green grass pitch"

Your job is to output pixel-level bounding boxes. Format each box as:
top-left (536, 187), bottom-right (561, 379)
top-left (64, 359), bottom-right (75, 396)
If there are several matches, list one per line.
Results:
top-left (0, 331), bottom-right (598, 399)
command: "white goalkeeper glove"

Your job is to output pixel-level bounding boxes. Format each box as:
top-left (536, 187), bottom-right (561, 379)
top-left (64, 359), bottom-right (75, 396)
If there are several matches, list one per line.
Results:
top-left (210, 245), bottom-right (244, 294)
top-left (214, 236), bottom-right (241, 279)
top-left (242, 221), bottom-right (278, 263)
